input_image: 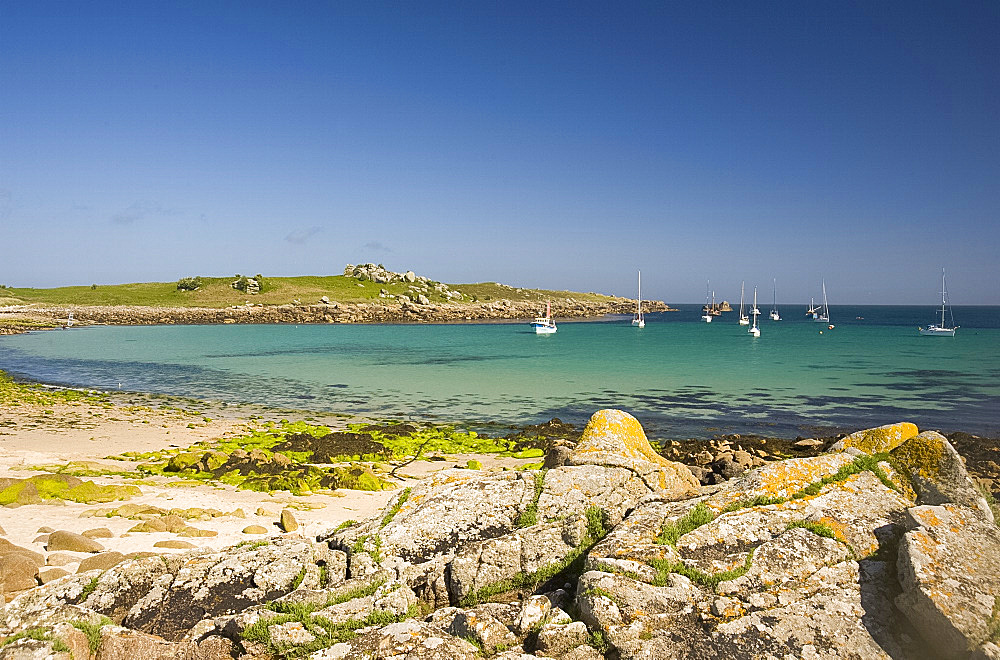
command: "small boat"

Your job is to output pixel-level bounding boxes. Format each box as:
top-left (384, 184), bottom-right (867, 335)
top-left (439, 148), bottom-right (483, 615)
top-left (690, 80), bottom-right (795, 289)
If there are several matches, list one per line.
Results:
top-left (919, 269), bottom-right (958, 337)
top-left (531, 301), bottom-right (557, 334)
top-left (769, 279), bottom-right (780, 321)
top-left (631, 271), bottom-right (645, 328)
top-left (701, 281), bottom-right (714, 323)
top-left (811, 280), bottom-right (831, 324)
top-left (748, 286), bottom-right (760, 337)
top-left (738, 281), bottom-right (749, 325)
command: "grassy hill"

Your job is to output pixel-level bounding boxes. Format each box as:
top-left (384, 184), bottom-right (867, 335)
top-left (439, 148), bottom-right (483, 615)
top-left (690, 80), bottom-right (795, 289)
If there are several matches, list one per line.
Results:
top-left (0, 275), bottom-right (625, 308)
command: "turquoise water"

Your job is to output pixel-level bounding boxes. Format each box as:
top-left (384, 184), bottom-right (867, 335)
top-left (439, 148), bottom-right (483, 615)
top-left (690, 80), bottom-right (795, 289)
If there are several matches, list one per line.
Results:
top-left (2, 305), bottom-right (999, 438)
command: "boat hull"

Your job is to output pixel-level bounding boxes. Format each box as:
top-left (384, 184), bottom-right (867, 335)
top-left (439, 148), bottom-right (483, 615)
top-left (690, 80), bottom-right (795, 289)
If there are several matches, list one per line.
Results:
top-left (919, 326), bottom-right (956, 337)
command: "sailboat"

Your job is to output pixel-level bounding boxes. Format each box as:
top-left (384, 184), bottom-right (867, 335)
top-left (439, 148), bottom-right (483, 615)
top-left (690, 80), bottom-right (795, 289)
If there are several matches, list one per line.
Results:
top-left (748, 286), bottom-right (760, 337)
top-left (631, 271), bottom-right (645, 328)
top-left (811, 280), bottom-right (831, 325)
top-left (701, 281), bottom-right (714, 323)
top-left (531, 301), bottom-right (557, 334)
top-left (738, 281), bottom-right (749, 325)
top-left (769, 279), bottom-right (781, 321)
top-left (919, 269), bottom-right (958, 336)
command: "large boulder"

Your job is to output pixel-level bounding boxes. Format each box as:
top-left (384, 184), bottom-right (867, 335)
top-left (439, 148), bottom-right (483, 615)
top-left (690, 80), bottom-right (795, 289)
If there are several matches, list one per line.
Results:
top-left (830, 421), bottom-right (919, 454)
top-left (891, 430), bottom-right (995, 522)
top-left (896, 503), bottom-right (1000, 659)
top-left (564, 410), bottom-right (699, 495)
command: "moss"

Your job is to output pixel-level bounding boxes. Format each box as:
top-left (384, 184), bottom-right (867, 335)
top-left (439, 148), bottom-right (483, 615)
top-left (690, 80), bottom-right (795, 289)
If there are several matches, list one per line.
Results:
top-left (63, 481), bottom-right (142, 503)
top-left (657, 502), bottom-right (716, 546)
top-left (165, 452), bottom-right (202, 472)
top-left (331, 465), bottom-right (393, 492)
top-left (466, 459), bottom-right (483, 470)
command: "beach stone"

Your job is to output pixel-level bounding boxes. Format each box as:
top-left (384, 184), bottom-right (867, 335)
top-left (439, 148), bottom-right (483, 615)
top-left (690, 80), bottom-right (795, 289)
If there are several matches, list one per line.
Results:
top-left (35, 526), bottom-right (54, 534)
top-left (179, 527), bottom-right (217, 537)
top-left (242, 525), bottom-right (268, 535)
top-left (47, 530), bottom-right (104, 553)
top-left (896, 503), bottom-right (1000, 658)
top-left (831, 421), bottom-right (919, 454)
top-left (255, 507), bottom-right (274, 517)
top-left (32, 534), bottom-right (49, 544)
top-left (45, 552), bottom-right (84, 567)
top-left (83, 527), bottom-right (114, 539)
top-left (38, 568), bottom-right (70, 584)
top-left (280, 509), bottom-right (298, 533)
top-left (153, 540), bottom-right (196, 550)
top-left (78, 552), bottom-right (126, 573)
top-left (0, 553), bottom-right (40, 592)
top-left (0, 540), bottom-right (46, 567)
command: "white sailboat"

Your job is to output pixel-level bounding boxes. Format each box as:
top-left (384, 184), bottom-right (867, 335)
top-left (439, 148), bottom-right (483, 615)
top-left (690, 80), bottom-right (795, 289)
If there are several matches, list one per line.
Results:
top-left (701, 281), bottom-right (714, 323)
top-left (919, 269), bottom-right (958, 337)
top-left (748, 286), bottom-right (760, 337)
top-left (531, 301), bottom-right (557, 334)
top-left (738, 281), bottom-right (749, 325)
top-left (812, 280), bottom-right (831, 325)
top-left (631, 270), bottom-right (645, 328)
top-left (769, 279), bottom-right (781, 321)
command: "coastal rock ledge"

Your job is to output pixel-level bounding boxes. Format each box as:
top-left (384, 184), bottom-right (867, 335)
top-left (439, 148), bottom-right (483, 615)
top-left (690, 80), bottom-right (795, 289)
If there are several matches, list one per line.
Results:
top-left (1, 411), bottom-right (997, 659)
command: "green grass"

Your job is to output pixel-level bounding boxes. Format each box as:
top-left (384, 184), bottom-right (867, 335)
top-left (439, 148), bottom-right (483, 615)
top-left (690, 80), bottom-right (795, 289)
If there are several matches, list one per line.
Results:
top-left (791, 453), bottom-right (902, 499)
top-left (380, 487), bottom-right (411, 528)
top-left (721, 495), bottom-right (788, 513)
top-left (786, 520), bottom-right (838, 539)
top-left (78, 576), bottom-right (100, 601)
top-left (71, 616), bottom-right (114, 654)
top-left (3, 275), bottom-right (624, 308)
top-left (516, 470), bottom-right (547, 528)
top-left (647, 549), bottom-right (755, 590)
top-left (243, 606), bottom-right (417, 659)
top-left (657, 502), bottom-right (716, 546)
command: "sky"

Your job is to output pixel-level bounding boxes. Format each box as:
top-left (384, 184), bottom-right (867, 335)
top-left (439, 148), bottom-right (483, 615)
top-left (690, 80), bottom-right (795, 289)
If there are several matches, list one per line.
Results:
top-left (1, 1), bottom-right (998, 304)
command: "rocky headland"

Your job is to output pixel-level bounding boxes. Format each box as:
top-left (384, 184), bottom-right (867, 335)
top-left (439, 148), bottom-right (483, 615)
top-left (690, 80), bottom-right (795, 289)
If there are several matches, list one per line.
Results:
top-left (1, 410), bottom-right (997, 659)
top-left (0, 296), bottom-right (668, 331)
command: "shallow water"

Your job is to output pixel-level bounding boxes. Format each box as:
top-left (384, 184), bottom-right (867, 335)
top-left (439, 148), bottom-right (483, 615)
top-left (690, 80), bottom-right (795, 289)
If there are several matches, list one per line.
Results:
top-left (2, 305), bottom-right (998, 439)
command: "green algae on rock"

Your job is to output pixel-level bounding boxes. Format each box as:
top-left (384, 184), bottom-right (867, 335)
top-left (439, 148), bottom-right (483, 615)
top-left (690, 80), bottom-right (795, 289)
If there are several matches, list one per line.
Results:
top-left (0, 475), bottom-right (140, 506)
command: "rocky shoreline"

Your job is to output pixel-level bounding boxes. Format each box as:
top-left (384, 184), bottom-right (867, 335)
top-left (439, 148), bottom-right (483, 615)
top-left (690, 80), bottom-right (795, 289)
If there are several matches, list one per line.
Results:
top-left (1, 411), bottom-right (998, 659)
top-left (0, 297), bottom-right (673, 332)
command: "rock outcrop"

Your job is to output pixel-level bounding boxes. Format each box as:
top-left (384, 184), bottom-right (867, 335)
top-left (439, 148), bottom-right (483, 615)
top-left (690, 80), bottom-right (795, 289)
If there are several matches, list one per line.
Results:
top-left (2, 411), bottom-right (997, 659)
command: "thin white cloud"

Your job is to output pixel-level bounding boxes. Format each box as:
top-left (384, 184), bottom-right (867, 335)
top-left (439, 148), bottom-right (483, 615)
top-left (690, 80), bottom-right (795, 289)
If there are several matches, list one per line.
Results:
top-left (285, 226), bottom-right (323, 244)
top-left (363, 241), bottom-right (392, 253)
top-left (110, 201), bottom-right (177, 225)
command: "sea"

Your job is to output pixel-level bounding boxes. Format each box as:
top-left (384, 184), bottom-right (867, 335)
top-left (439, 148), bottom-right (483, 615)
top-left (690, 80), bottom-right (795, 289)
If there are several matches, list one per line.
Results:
top-left (2, 304), bottom-right (999, 440)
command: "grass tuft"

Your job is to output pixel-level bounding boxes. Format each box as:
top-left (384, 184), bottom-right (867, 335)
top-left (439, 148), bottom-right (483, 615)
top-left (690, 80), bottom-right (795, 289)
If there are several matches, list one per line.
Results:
top-left (516, 470), bottom-right (547, 528)
top-left (657, 502), bottom-right (715, 546)
top-left (380, 487), bottom-right (411, 528)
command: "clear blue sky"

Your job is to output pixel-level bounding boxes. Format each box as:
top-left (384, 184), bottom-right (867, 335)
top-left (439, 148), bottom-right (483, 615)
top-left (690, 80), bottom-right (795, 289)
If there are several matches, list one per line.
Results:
top-left (2, 1), bottom-right (997, 304)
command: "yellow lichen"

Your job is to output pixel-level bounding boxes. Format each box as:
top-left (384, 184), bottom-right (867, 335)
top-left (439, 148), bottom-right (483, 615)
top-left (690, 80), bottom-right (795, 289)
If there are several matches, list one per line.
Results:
top-left (840, 422), bottom-right (919, 454)
top-left (890, 432), bottom-right (946, 480)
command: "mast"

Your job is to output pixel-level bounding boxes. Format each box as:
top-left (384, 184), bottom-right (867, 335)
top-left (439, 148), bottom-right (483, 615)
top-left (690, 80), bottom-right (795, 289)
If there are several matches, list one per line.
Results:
top-left (940, 269), bottom-right (946, 327)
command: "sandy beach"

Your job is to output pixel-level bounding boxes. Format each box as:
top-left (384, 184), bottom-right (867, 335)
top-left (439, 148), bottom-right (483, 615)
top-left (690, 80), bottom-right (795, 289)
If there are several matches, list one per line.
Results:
top-left (0, 385), bottom-right (541, 588)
